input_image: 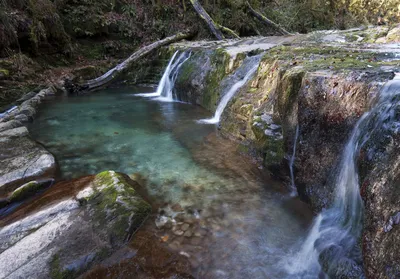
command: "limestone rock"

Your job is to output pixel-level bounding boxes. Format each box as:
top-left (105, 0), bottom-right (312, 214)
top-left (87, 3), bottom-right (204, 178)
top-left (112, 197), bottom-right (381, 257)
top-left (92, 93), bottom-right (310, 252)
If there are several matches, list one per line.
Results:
top-left (0, 120), bottom-right (22, 132)
top-left (0, 171), bottom-right (151, 279)
top-left (0, 127), bottom-right (56, 195)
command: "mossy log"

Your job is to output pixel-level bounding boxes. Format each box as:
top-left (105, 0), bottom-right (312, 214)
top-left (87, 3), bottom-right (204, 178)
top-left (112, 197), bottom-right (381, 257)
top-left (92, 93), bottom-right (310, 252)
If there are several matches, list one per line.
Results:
top-left (246, 1), bottom-right (292, 36)
top-left (189, 0), bottom-right (224, 40)
top-left (75, 31), bottom-right (194, 92)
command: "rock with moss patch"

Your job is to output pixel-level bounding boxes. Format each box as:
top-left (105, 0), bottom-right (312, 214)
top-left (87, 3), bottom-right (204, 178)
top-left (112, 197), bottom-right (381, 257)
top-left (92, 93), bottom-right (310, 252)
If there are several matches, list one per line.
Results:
top-left (0, 171), bottom-right (151, 279)
top-left (0, 127), bottom-right (56, 195)
top-left (9, 179), bottom-right (54, 203)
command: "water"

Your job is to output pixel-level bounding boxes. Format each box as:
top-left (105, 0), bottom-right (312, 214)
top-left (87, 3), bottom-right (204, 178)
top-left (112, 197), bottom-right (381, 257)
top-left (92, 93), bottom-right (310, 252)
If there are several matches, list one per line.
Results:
top-left (198, 54), bottom-right (262, 124)
top-left (286, 77), bottom-right (400, 277)
top-left (138, 51), bottom-right (191, 102)
top-left (288, 125), bottom-right (299, 196)
top-left (30, 87), bottom-right (315, 278)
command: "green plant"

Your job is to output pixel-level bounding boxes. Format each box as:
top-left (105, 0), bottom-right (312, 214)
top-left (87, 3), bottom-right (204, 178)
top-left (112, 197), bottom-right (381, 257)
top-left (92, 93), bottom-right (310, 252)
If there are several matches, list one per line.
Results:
top-left (122, 4), bottom-right (136, 17)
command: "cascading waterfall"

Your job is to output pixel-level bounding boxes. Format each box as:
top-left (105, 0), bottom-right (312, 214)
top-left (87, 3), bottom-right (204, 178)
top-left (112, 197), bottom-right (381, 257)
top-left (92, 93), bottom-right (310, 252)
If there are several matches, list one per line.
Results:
top-left (285, 76), bottom-right (400, 278)
top-left (198, 54), bottom-right (263, 124)
top-left (288, 125), bottom-right (299, 196)
top-left (137, 50), bottom-right (191, 102)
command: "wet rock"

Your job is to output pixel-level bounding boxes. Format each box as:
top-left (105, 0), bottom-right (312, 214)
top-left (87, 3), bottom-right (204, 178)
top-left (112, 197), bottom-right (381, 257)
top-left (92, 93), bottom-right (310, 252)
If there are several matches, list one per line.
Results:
top-left (319, 246), bottom-right (364, 279)
top-left (8, 179), bottom-right (54, 203)
top-left (181, 223), bottom-right (190, 231)
top-left (0, 171), bottom-right (151, 279)
top-left (0, 127), bottom-right (56, 195)
top-left (0, 120), bottom-right (22, 132)
top-left (0, 87), bottom-right (54, 123)
top-left (359, 121), bottom-right (400, 279)
top-left (174, 230), bottom-right (184, 236)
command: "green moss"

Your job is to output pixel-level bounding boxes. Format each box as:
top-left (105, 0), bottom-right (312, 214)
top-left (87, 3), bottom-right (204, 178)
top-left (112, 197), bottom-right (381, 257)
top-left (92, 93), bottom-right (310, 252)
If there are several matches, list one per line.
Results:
top-left (251, 122), bottom-right (284, 167)
top-left (263, 45), bottom-right (400, 72)
top-left (10, 181), bottom-right (41, 203)
top-left (49, 253), bottom-right (75, 279)
top-left (345, 34), bottom-right (359, 42)
top-left (91, 171), bottom-right (151, 240)
top-left (278, 68), bottom-right (305, 117)
top-left (0, 68), bottom-right (9, 77)
top-left (176, 52), bottom-right (198, 84)
top-left (202, 49), bottom-right (231, 111)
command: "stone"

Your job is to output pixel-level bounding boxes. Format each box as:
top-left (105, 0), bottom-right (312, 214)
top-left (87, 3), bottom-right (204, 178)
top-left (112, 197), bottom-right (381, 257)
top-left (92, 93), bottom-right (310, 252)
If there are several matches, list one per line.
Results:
top-left (15, 92), bottom-right (37, 105)
top-left (0, 120), bottom-right (23, 132)
top-left (174, 230), bottom-right (184, 236)
top-left (181, 223), bottom-right (190, 231)
top-left (0, 171), bottom-right (151, 278)
top-left (9, 179), bottom-right (54, 203)
top-left (0, 127), bottom-right (56, 195)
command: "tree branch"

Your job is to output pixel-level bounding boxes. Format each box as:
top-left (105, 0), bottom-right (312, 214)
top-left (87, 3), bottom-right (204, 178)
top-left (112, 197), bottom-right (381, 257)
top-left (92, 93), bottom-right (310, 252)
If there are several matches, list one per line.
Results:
top-left (68, 31), bottom-right (195, 93)
top-left (217, 24), bottom-right (240, 38)
top-left (246, 1), bottom-right (292, 36)
top-left (189, 0), bottom-right (225, 40)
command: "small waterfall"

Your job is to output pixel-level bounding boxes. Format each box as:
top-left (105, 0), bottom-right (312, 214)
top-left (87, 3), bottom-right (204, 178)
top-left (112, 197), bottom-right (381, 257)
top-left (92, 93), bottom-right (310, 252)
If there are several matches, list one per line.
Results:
top-left (286, 76), bottom-right (400, 277)
top-left (198, 54), bottom-right (262, 124)
top-left (137, 50), bottom-right (190, 101)
top-left (288, 125), bottom-right (299, 196)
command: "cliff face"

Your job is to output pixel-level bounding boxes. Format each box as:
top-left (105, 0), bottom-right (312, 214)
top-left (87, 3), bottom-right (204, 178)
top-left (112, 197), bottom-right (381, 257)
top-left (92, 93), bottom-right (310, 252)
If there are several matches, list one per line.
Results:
top-left (147, 27), bottom-right (400, 278)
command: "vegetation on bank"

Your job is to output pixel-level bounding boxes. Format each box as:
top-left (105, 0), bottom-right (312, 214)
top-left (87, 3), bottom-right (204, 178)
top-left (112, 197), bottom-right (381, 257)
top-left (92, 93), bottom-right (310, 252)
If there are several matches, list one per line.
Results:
top-left (0, 0), bottom-right (399, 107)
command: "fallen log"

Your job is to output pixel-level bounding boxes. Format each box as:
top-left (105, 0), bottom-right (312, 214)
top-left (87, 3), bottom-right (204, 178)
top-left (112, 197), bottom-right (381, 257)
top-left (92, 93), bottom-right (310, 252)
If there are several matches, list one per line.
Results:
top-left (189, 0), bottom-right (240, 40)
top-left (217, 24), bottom-right (240, 39)
top-left (74, 31), bottom-right (194, 92)
top-left (246, 1), bottom-right (292, 36)
top-left (189, 0), bottom-right (224, 40)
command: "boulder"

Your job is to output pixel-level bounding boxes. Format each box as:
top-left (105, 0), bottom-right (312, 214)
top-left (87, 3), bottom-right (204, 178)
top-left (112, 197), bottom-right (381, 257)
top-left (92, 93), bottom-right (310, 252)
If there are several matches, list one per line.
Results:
top-left (0, 171), bottom-right (151, 279)
top-left (0, 120), bottom-right (23, 132)
top-left (0, 127), bottom-right (56, 195)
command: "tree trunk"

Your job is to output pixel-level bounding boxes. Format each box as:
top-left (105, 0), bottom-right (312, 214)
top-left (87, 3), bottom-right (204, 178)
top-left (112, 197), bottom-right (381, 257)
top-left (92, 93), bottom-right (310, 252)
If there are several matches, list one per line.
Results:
top-left (246, 1), bottom-right (292, 36)
top-left (74, 31), bottom-right (194, 92)
top-left (189, 0), bottom-right (224, 40)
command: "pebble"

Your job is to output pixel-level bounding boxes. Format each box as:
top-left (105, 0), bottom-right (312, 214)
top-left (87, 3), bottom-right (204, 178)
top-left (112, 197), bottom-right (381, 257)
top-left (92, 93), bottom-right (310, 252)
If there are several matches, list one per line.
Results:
top-left (184, 230), bottom-right (193, 237)
top-left (190, 237), bottom-right (202, 245)
top-left (179, 251), bottom-right (191, 258)
top-left (174, 230), bottom-right (184, 236)
top-left (181, 223), bottom-right (190, 231)
top-left (194, 229), bottom-right (208, 237)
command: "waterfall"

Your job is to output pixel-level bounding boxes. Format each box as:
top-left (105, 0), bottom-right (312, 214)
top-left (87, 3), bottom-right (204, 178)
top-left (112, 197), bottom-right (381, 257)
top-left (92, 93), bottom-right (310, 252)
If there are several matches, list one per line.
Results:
top-left (288, 125), bottom-right (299, 196)
top-left (286, 76), bottom-right (400, 277)
top-left (137, 50), bottom-right (191, 102)
top-left (198, 54), bottom-right (262, 124)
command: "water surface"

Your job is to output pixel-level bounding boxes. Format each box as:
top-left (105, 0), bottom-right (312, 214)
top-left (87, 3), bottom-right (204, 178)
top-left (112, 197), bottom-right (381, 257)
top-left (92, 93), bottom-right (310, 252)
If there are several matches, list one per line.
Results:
top-left (30, 87), bottom-right (315, 278)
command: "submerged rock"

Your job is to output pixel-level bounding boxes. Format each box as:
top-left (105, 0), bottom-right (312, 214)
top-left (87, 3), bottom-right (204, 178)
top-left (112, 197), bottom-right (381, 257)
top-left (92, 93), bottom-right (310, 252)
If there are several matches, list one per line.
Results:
top-left (0, 171), bottom-right (151, 279)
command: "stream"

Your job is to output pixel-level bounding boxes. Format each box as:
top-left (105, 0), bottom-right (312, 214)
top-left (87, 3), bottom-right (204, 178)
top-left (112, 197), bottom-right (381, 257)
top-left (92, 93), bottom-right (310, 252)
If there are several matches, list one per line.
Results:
top-left (29, 87), bottom-right (315, 278)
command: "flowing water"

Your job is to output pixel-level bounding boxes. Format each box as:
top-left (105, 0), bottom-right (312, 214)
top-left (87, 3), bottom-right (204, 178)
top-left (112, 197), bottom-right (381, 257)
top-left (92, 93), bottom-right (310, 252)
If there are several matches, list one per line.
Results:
top-left (29, 87), bottom-right (315, 278)
top-left (286, 76), bottom-right (400, 278)
top-left (288, 125), bottom-right (299, 196)
top-left (138, 50), bottom-right (191, 102)
top-left (198, 54), bottom-right (262, 124)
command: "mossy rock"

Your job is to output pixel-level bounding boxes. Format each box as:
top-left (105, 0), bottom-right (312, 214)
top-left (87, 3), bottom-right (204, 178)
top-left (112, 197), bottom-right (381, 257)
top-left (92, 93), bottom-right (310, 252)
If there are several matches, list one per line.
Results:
top-left (88, 171), bottom-right (152, 241)
top-left (9, 179), bottom-right (53, 203)
top-left (263, 45), bottom-right (400, 72)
